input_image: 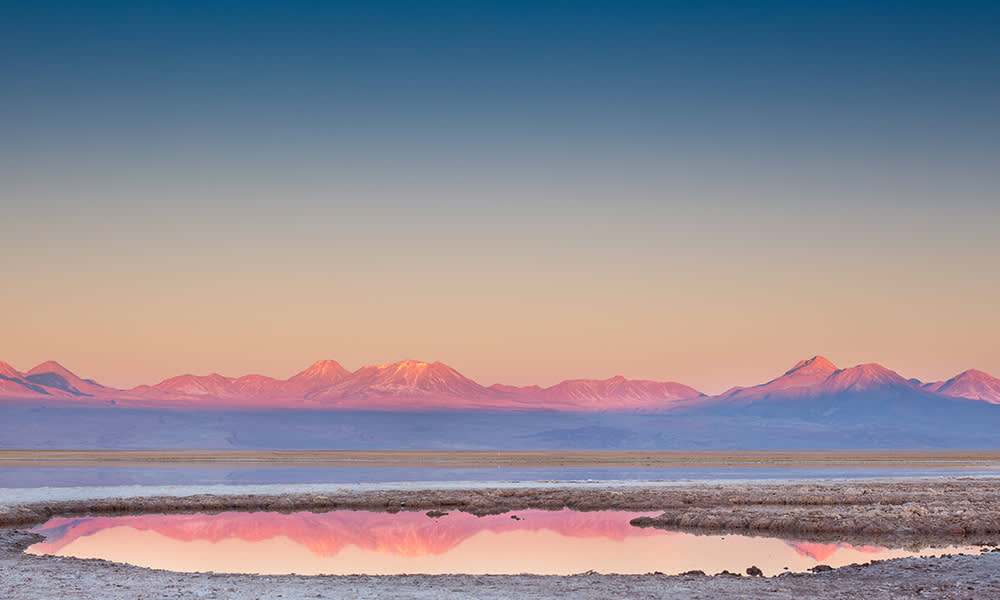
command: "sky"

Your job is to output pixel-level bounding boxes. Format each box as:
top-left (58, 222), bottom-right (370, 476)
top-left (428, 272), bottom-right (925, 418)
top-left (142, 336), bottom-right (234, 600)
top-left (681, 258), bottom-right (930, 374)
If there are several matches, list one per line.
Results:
top-left (2, 1), bottom-right (998, 394)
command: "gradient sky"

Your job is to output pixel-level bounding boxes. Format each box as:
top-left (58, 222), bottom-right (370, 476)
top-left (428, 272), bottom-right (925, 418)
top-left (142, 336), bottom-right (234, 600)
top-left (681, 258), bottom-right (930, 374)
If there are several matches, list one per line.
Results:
top-left (2, 1), bottom-right (998, 393)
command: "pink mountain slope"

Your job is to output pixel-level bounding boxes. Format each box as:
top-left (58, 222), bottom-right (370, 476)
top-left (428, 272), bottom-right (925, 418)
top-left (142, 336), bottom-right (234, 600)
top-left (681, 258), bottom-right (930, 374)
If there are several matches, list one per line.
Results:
top-left (820, 363), bottom-right (917, 394)
top-left (122, 361), bottom-right (350, 406)
top-left (489, 383), bottom-right (545, 396)
top-left (3, 355), bottom-right (997, 412)
top-left (715, 356), bottom-right (922, 405)
top-left (0, 361), bottom-right (24, 379)
top-left (24, 361), bottom-right (116, 396)
top-left (529, 376), bottom-right (701, 411)
top-left (121, 375), bottom-right (284, 408)
top-left (718, 356), bottom-right (840, 403)
top-left (0, 379), bottom-right (41, 397)
top-left (309, 360), bottom-right (504, 409)
top-left (0, 361), bottom-right (53, 398)
top-left (304, 361), bottom-right (703, 411)
top-left (232, 374), bottom-right (285, 397)
top-left (926, 370), bottom-right (1000, 404)
top-left (285, 360), bottom-right (351, 393)
top-left (146, 373), bottom-right (242, 398)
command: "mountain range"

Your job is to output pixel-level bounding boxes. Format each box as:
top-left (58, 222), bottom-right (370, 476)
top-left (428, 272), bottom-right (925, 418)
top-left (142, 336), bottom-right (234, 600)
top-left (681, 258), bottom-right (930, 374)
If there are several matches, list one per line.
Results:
top-left (1, 356), bottom-right (998, 412)
top-left (3, 355), bottom-right (1000, 449)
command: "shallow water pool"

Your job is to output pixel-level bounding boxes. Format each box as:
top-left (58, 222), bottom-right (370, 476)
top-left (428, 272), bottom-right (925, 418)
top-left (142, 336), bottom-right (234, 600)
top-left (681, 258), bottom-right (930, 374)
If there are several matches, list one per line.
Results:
top-left (26, 509), bottom-right (980, 576)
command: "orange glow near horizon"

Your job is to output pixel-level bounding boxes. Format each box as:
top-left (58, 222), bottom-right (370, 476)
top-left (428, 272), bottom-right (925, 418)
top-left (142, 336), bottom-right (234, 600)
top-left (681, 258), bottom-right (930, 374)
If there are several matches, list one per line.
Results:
top-left (4, 213), bottom-right (998, 394)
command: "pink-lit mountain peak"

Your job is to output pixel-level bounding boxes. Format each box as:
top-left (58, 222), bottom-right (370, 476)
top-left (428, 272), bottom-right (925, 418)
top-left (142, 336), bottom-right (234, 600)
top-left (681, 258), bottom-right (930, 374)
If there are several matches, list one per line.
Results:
top-left (289, 358), bottom-right (513, 409)
top-left (784, 355), bottom-right (838, 378)
top-left (824, 363), bottom-right (914, 393)
top-left (0, 361), bottom-right (23, 379)
top-left (27, 360), bottom-right (94, 383)
top-left (288, 360), bottom-right (350, 384)
top-left (152, 373), bottom-right (239, 397)
top-left (720, 357), bottom-right (920, 403)
top-left (957, 368), bottom-right (993, 380)
top-left (375, 359), bottom-right (451, 376)
top-left (232, 374), bottom-right (283, 396)
top-left (721, 356), bottom-right (838, 401)
top-left (543, 376), bottom-right (701, 404)
top-left (931, 369), bottom-right (1000, 404)
top-left (341, 360), bottom-right (490, 397)
top-left (25, 360), bottom-right (112, 394)
top-left (4, 355), bottom-right (1000, 412)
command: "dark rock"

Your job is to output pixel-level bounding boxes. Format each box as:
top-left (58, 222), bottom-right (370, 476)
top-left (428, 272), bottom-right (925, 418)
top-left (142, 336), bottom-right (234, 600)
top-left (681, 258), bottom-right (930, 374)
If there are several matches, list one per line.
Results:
top-left (746, 566), bottom-right (763, 577)
top-left (425, 510), bottom-right (448, 518)
top-left (680, 570), bottom-right (706, 577)
top-left (810, 564), bottom-right (834, 573)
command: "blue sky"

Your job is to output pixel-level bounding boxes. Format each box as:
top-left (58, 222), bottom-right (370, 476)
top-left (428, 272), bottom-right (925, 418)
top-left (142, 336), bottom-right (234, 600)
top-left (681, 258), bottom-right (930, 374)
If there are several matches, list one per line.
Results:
top-left (2, 1), bottom-right (999, 390)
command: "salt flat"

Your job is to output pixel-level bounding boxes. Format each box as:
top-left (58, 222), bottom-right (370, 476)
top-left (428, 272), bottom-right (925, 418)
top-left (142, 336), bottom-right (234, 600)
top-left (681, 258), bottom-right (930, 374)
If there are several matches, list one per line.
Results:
top-left (3, 479), bottom-right (1000, 599)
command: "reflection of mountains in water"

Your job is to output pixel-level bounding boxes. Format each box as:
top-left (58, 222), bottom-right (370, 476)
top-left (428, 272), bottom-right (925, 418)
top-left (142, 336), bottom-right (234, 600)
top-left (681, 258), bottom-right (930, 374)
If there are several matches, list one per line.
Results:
top-left (31, 509), bottom-right (664, 557)
top-left (787, 541), bottom-right (882, 562)
top-left (30, 509), bottom-right (906, 577)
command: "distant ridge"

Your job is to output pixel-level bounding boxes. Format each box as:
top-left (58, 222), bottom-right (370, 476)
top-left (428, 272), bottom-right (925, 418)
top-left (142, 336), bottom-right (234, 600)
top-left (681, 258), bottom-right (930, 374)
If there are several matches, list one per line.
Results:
top-left (0, 357), bottom-right (703, 412)
top-left (0, 355), bottom-right (998, 414)
top-left (924, 369), bottom-right (1000, 404)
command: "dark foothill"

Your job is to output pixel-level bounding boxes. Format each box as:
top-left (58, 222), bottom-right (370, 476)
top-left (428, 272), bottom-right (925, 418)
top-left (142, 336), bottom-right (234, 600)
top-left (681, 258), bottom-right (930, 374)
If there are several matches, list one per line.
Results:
top-left (680, 570), bottom-right (706, 577)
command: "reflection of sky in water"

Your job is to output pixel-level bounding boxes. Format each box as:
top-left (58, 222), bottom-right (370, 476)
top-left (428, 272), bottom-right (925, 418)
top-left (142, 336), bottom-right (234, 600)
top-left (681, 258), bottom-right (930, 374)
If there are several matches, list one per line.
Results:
top-left (28, 509), bottom-right (979, 576)
top-left (4, 465), bottom-right (1000, 488)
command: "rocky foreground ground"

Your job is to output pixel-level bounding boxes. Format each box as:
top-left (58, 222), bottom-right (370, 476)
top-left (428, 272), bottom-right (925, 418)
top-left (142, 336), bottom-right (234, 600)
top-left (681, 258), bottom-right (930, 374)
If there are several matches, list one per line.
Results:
top-left (3, 479), bottom-right (1000, 599)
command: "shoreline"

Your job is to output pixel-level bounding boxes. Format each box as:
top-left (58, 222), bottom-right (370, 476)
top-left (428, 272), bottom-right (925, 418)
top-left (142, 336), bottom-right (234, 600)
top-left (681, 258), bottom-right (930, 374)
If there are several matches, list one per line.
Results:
top-left (4, 478), bottom-right (1000, 546)
top-left (3, 478), bottom-right (1000, 598)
